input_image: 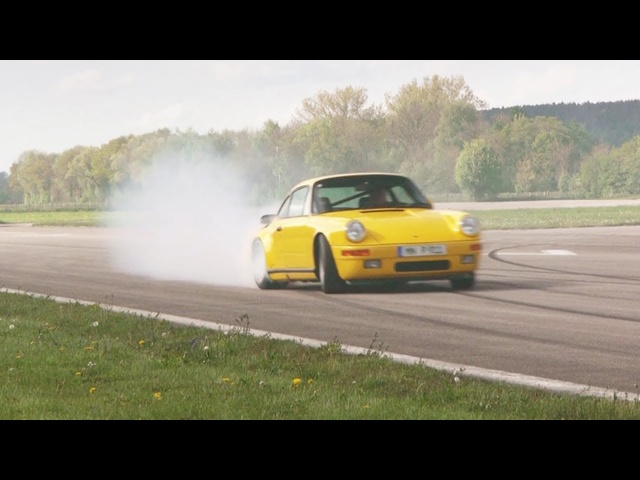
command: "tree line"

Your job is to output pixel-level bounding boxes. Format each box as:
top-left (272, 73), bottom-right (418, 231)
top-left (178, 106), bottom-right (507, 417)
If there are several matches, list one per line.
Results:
top-left (484, 99), bottom-right (640, 147)
top-left (1, 75), bottom-right (639, 206)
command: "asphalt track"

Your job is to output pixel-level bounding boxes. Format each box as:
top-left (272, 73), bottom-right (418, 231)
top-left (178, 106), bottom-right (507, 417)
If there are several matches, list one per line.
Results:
top-left (2, 198), bottom-right (640, 401)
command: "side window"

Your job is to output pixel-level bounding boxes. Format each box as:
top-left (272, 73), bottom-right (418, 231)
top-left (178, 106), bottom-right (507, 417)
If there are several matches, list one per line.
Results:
top-left (390, 185), bottom-right (412, 203)
top-left (277, 195), bottom-right (292, 218)
top-left (287, 186), bottom-right (309, 217)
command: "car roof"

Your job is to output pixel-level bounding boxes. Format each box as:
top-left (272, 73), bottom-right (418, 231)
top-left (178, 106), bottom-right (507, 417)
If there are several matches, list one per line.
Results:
top-left (291, 172), bottom-right (407, 190)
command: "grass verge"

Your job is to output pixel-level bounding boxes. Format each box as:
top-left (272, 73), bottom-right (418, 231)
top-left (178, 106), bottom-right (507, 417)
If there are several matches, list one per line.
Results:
top-left (2, 205), bottom-right (640, 230)
top-left (1, 292), bottom-right (639, 419)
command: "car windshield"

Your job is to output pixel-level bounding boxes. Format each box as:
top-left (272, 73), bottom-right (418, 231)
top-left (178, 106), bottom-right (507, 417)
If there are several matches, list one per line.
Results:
top-left (313, 174), bottom-right (432, 211)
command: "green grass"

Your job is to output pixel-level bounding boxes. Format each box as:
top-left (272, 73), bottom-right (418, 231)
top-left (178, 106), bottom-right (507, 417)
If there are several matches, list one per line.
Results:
top-left (474, 206), bottom-right (640, 230)
top-left (2, 205), bottom-right (640, 230)
top-left (0, 210), bottom-right (102, 226)
top-left (1, 205), bottom-right (640, 419)
top-left (1, 293), bottom-right (639, 420)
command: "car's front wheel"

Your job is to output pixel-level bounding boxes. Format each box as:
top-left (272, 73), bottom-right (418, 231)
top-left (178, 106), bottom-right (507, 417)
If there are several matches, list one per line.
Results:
top-left (450, 273), bottom-right (475, 290)
top-left (318, 236), bottom-right (347, 294)
top-left (252, 239), bottom-right (287, 290)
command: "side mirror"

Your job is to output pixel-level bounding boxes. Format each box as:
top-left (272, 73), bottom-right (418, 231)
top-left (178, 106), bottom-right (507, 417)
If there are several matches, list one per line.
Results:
top-left (260, 214), bottom-right (276, 225)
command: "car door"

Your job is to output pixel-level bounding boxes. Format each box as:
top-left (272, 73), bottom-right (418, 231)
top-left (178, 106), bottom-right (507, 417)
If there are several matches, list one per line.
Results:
top-left (274, 186), bottom-right (315, 270)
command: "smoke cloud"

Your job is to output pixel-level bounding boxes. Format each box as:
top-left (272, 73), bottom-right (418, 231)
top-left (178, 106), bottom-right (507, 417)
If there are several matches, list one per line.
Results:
top-left (101, 155), bottom-right (275, 288)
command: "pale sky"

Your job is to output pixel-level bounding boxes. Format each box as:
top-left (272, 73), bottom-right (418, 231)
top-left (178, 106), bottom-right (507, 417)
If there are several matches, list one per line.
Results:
top-left (2, 60), bottom-right (640, 173)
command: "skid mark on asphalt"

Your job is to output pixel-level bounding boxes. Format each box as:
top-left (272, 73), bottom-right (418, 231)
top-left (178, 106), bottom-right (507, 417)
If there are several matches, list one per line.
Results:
top-left (494, 249), bottom-right (577, 256)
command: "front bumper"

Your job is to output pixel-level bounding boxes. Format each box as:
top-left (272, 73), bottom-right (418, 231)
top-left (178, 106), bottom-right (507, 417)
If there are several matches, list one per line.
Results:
top-left (332, 240), bottom-right (481, 281)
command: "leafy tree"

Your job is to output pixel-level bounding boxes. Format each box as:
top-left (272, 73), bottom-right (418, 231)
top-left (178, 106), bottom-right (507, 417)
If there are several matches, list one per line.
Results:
top-left (251, 120), bottom-right (307, 202)
top-left (585, 135), bottom-right (640, 197)
top-left (0, 171), bottom-right (9, 203)
top-left (577, 144), bottom-right (613, 198)
top-left (66, 144), bottom-right (117, 205)
top-left (206, 129), bottom-right (235, 157)
top-left (12, 150), bottom-right (55, 205)
top-left (294, 86), bottom-right (381, 124)
top-left (51, 146), bottom-right (91, 203)
top-left (455, 139), bottom-right (502, 200)
top-left (109, 130), bottom-right (172, 201)
top-left (484, 99), bottom-right (640, 147)
top-left (431, 100), bottom-right (487, 193)
top-left (491, 115), bottom-right (595, 194)
top-left (293, 86), bottom-right (386, 177)
top-left (165, 128), bottom-right (219, 163)
top-left (7, 163), bottom-right (23, 203)
top-left (617, 136), bottom-right (640, 195)
top-left (385, 75), bottom-right (486, 192)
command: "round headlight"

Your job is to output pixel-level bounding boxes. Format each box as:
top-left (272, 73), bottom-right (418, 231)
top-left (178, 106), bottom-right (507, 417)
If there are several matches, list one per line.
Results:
top-left (345, 220), bottom-right (366, 242)
top-left (460, 215), bottom-right (480, 236)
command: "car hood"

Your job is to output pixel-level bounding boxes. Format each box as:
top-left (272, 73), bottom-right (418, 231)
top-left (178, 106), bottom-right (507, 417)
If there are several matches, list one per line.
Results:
top-left (354, 208), bottom-right (471, 243)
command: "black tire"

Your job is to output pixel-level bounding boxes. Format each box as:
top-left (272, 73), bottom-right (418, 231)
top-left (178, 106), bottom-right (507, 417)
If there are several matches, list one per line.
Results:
top-left (450, 273), bottom-right (475, 290)
top-left (252, 239), bottom-right (287, 290)
top-left (318, 236), bottom-right (347, 294)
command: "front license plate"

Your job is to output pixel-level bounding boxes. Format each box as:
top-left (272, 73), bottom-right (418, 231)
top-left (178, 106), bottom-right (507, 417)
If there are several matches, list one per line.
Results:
top-left (398, 244), bottom-right (447, 257)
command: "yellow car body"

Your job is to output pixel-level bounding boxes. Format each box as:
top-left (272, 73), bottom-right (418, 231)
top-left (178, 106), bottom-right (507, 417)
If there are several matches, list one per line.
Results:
top-left (252, 172), bottom-right (482, 293)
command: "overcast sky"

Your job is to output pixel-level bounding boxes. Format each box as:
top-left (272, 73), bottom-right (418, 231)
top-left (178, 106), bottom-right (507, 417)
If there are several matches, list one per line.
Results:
top-left (2, 60), bottom-right (640, 173)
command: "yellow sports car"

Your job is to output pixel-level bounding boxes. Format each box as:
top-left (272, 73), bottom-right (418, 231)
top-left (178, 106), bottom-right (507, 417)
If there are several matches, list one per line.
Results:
top-left (251, 172), bottom-right (481, 293)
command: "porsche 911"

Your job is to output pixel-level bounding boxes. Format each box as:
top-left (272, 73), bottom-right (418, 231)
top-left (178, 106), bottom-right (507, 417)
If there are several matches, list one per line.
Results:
top-left (251, 172), bottom-right (481, 293)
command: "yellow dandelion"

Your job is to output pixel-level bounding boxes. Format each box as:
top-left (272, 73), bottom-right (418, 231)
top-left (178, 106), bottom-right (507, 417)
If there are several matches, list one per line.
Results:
top-left (153, 392), bottom-right (162, 400)
top-left (307, 378), bottom-right (314, 385)
top-left (292, 377), bottom-right (302, 387)
top-left (75, 371), bottom-right (82, 376)
top-left (222, 377), bottom-right (230, 383)
top-left (138, 339), bottom-right (145, 346)
top-left (89, 387), bottom-right (96, 394)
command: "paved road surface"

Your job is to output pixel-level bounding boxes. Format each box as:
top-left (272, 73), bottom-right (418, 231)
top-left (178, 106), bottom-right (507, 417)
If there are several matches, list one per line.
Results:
top-left (2, 220), bottom-right (640, 401)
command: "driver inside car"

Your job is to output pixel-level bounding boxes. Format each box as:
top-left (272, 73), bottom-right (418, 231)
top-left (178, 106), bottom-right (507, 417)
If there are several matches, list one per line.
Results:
top-left (370, 187), bottom-right (388, 205)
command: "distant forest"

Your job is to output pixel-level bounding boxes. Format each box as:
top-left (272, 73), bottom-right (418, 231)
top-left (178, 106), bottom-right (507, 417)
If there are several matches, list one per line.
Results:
top-left (2, 76), bottom-right (640, 206)
top-left (483, 99), bottom-right (640, 147)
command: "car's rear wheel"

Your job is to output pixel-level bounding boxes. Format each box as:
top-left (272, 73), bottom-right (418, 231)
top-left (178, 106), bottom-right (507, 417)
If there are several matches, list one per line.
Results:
top-left (252, 239), bottom-right (287, 290)
top-left (450, 273), bottom-right (475, 290)
top-left (318, 236), bottom-right (347, 294)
